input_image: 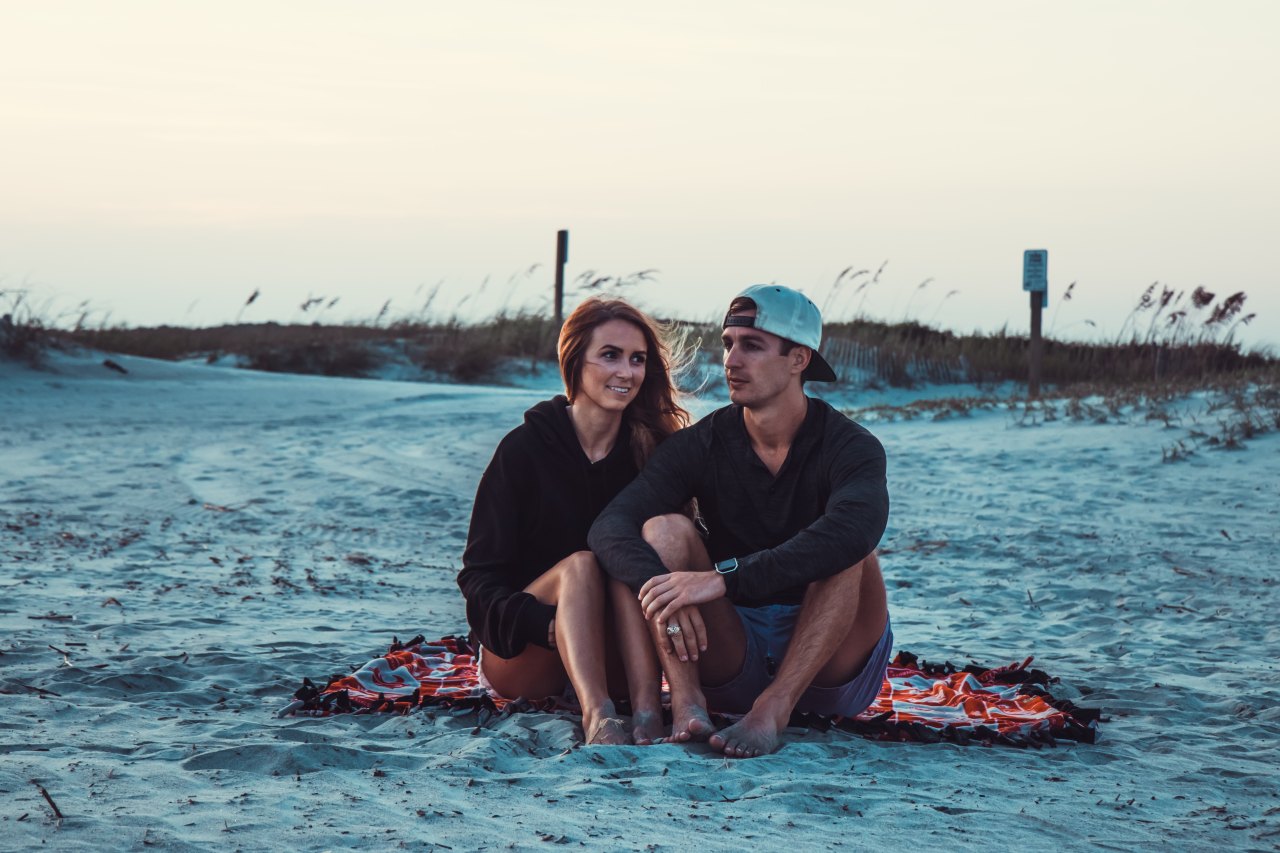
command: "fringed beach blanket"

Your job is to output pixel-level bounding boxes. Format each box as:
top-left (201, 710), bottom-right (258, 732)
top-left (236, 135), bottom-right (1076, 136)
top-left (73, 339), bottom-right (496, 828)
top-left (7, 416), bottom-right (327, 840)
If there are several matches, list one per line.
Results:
top-left (280, 635), bottom-right (1100, 747)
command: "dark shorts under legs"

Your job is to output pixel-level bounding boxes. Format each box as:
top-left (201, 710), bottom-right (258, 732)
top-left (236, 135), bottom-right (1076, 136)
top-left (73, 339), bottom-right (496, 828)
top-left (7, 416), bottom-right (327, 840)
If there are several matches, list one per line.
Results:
top-left (701, 605), bottom-right (893, 718)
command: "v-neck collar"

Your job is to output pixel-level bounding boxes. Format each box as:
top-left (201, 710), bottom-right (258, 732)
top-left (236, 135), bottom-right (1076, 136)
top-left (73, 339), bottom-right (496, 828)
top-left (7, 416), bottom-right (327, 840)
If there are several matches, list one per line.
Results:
top-left (723, 398), bottom-right (820, 480)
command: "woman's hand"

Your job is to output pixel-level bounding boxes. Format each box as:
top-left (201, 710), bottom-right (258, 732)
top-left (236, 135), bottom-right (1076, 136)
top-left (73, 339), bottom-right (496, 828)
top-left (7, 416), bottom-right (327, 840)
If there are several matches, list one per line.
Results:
top-left (639, 571), bottom-right (727, 625)
top-left (658, 605), bottom-right (707, 661)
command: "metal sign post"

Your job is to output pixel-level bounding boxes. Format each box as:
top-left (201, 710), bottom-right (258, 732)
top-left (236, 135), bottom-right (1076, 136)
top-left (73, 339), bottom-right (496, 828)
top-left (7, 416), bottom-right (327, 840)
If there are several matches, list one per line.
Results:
top-left (1023, 250), bottom-right (1048, 398)
top-left (554, 230), bottom-right (569, 328)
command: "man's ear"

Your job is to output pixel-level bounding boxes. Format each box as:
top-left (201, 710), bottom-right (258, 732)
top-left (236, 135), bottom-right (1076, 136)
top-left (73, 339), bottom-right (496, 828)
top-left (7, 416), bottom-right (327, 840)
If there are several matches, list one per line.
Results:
top-left (792, 346), bottom-right (812, 375)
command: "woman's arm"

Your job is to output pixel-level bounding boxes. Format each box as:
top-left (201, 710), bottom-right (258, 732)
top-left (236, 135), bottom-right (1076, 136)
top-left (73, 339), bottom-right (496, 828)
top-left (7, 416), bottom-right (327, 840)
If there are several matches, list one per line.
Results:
top-left (457, 435), bottom-right (557, 659)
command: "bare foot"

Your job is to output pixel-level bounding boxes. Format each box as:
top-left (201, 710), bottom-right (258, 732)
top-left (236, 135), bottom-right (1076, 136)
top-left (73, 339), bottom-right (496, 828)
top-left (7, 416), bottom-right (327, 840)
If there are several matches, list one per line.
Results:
top-left (709, 704), bottom-right (787, 758)
top-left (657, 700), bottom-right (716, 743)
top-left (630, 709), bottom-right (665, 746)
top-left (585, 715), bottom-right (629, 746)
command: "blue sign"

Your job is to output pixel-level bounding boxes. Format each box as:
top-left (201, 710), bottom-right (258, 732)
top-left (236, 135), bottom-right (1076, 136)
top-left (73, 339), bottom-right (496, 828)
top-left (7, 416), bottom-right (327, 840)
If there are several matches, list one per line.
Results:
top-left (1023, 249), bottom-right (1048, 307)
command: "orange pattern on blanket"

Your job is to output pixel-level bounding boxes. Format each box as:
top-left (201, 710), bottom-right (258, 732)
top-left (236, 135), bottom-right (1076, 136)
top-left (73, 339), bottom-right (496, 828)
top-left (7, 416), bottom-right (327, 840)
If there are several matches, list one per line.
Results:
top-left (861, 662), bottom-right (1071, 735)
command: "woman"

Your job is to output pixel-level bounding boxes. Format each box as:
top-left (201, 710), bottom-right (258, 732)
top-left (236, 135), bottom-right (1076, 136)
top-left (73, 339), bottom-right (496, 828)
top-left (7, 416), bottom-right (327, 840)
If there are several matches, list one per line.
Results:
top-left (457, 297), bottom-right (689, 745)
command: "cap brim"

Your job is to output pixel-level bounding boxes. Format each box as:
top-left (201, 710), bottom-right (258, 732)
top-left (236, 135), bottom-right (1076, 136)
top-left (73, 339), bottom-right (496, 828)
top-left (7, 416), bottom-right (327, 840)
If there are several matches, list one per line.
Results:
top-left (803, 351), bottom-right (837, 382)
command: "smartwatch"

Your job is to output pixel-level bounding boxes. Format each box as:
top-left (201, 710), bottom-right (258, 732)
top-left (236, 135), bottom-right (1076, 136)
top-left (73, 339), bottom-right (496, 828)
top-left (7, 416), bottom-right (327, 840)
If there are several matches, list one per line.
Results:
top-left (714, 557), bottom-right (739, 575)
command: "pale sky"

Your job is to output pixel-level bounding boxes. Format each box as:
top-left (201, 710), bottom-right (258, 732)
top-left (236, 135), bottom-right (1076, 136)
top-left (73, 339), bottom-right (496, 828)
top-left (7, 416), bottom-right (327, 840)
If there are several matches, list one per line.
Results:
top-left (2, 1), bottom-right (1277, 347)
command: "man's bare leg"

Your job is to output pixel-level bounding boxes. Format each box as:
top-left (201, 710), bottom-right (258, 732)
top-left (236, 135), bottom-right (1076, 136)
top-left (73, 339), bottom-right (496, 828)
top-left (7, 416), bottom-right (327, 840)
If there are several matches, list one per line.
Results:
top-left (640, 515), bottom-right (746, 742)
top-left (608, 578), bottom-right (665, 745)
top-left (711, 552), bottom-right (888, 758)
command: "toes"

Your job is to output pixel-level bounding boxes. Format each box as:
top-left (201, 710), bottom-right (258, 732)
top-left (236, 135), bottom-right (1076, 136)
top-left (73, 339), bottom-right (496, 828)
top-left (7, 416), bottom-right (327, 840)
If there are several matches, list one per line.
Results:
top-left (713, 729), bottom-right (766, 758)
top-left (685, 715), bottom-right (716, 742)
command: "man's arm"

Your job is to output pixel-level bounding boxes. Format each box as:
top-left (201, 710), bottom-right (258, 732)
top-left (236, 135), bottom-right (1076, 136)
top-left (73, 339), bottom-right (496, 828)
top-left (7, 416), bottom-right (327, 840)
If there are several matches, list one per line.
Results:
top-left (639, 425), bottom-right (887, 620)
top-left (588, 427), bottom-right (702, 590)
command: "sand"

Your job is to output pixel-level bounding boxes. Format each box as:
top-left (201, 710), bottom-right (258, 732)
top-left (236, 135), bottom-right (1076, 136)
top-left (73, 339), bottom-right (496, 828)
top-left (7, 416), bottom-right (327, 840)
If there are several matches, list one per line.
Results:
top-left (2, 350), bottom-right (1278, 851)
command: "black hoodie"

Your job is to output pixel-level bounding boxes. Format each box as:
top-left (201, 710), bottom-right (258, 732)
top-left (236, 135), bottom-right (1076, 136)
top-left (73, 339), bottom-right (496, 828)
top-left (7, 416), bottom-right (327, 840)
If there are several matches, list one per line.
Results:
top-left (457, 396), bottom-right (638, 659)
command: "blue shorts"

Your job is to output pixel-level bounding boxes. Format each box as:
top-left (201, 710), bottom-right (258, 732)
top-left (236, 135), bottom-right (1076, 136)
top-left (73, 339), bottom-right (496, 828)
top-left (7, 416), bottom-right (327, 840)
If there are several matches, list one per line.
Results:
top-left (702, 605), bottom-right (893, 717)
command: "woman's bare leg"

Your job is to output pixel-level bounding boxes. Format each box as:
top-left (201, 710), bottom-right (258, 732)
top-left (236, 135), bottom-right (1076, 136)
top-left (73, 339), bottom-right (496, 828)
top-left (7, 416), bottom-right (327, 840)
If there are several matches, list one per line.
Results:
top-left (609, 578), bottom-right (664, 745)
top-left (547, 553), bottom-right (627, 744)
top-left (479, 551), bottom-right (626, 745)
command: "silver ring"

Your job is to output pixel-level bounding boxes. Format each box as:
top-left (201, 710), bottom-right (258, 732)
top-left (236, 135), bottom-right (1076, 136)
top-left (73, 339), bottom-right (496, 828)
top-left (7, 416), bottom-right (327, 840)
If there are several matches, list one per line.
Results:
top-left (665, 623), bottom-right (682, 636)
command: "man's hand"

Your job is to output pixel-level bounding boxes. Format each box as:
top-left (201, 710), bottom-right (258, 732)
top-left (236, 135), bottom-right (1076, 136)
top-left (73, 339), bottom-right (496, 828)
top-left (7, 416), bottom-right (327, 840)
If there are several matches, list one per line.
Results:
top-left (639, 571), bottom-right (727, 624)
top-left (547, 617), bottom-right (557, 651)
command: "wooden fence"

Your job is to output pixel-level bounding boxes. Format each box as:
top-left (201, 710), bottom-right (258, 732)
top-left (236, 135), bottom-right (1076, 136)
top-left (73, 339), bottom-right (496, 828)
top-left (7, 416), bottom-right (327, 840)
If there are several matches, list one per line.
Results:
top-left (823, 336), bottom-right (969, 387)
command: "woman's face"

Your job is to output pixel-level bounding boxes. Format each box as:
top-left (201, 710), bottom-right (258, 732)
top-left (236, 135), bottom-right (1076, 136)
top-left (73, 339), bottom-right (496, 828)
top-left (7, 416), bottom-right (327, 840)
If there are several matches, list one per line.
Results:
top-left (574, 319), bottom-right (648, 415)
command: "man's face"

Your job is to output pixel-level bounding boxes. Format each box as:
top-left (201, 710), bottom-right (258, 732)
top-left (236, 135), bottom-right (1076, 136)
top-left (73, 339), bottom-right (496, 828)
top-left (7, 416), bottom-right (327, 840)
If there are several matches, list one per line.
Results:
top-left (721, 311), bottom-right (805, 407)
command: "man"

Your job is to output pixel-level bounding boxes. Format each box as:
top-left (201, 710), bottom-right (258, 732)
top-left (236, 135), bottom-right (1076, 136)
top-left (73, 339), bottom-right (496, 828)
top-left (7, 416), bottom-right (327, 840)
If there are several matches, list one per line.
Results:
top-left (588, 284), bottom-right (891, 757)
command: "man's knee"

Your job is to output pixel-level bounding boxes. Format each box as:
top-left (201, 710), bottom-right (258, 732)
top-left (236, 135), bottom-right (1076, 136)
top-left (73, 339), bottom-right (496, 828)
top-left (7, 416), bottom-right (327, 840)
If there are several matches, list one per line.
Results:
top-left (802, 551), bottom-right (886, 623)
top-left (849, 549), bottom-right (882, 577)
top-left (640, 514), bottom-right (698, 548)
top-left (813, 551), bottom-right (878, 588)
top-left (641, 514), bottom-right (706, 572)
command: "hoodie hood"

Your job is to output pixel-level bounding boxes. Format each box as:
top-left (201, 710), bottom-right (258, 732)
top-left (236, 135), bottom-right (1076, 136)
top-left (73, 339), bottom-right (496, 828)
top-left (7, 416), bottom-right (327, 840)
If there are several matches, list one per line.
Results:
top-left (522, 395), bottom-right (583, 459)
top-left (523, 395), bottom-right (634, 466)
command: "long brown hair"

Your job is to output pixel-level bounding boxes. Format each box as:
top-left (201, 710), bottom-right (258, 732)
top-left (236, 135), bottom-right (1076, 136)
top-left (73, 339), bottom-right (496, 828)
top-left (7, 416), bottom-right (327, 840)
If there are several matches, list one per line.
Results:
top-left (558, 297), bottom-right (691, 467)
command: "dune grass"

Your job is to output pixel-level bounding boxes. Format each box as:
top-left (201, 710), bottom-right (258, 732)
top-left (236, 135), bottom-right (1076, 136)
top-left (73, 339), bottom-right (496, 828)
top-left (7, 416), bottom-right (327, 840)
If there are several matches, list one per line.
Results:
top-left (51, 311), bottom-right (1272, 389)
top-left (57, 313), bottom-right (563, 383)
top-left (816, 319), bottom-right (1272, 389)
top-left (0, 290), bottom-right (55, 365)
top-left (26, 311), bottom-right (1276, 390)
top-left (6, 274), bottom-right (1274, 393)
top-left (9, 280), bottom-right (1279, 460)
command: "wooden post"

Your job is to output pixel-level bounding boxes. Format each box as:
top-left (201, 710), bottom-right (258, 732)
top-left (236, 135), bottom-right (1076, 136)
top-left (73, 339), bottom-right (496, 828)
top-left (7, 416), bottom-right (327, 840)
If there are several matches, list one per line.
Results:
top-left (554, 229), bottom-right (568, 328)
top-left (1029, 291), bottom-right (1043, 399)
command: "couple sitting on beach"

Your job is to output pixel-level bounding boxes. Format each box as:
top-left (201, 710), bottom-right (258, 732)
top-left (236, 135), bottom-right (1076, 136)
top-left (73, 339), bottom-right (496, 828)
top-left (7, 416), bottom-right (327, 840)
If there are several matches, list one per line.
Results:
top-left (456, 286), bottom-right (891, 758)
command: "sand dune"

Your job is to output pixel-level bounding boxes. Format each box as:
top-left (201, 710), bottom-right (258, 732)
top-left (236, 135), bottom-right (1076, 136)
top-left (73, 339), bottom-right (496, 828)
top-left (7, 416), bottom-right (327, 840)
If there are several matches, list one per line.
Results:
top-left (2, 351), bottom-right (1278, 850)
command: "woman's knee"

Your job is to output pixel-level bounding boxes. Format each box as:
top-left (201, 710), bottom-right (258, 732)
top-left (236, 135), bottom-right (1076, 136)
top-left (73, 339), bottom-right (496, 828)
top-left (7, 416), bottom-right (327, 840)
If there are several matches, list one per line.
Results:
top-left (527, 551), bottom-right (602, 601)
top-left (559, 550), bottom-right (604, 585)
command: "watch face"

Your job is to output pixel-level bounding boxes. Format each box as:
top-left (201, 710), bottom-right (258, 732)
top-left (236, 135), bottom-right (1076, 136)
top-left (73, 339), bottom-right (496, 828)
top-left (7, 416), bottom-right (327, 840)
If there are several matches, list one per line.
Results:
top-left (716, 558), bottom-right (737, 573)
